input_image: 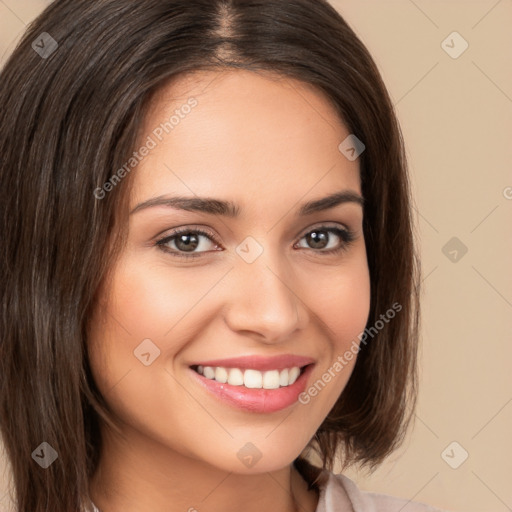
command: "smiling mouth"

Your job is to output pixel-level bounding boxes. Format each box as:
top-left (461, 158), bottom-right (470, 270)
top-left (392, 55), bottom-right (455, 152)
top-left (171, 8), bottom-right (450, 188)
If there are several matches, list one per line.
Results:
top-left (190, 364), bottom-right (310, 390)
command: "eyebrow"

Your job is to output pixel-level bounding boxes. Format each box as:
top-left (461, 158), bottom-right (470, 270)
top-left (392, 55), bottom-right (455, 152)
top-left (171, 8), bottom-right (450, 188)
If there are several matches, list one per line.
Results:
top-left (130, 190), bottom-right (364, 217)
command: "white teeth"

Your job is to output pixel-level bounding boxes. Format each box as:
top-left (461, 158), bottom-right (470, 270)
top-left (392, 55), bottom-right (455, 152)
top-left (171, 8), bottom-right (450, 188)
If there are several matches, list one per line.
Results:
top-left (203, 366), bottom-right (215, 379)
top-left (195, 365), bottom-right (303, 389)
top-left (263, 370), bottom-right (280, 389)
top-left (227, 368), bottom-right (244, 386)
top-left (215, 367), bottom-right (228, 383)
top-left (288, 366), bottom-right (301, 385)
top-left (244, 369), bottom-right (262, 388)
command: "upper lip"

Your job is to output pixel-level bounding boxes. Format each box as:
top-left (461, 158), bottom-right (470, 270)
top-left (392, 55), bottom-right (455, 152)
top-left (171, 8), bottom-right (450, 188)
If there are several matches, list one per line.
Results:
top-left (190, 354), bottom-right (315, 371)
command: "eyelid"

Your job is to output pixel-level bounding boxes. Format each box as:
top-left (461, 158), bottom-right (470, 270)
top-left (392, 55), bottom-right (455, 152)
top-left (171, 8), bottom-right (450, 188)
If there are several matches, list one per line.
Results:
top-left (295, 221), bottom-right (351, 239)
top-left (156, 225), bottom-right (221, 251)
top-left (155, 222), bottom-right (356, 258)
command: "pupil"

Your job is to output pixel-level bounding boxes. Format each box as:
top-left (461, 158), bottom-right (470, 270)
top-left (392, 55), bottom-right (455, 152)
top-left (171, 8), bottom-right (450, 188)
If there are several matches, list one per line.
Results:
top-left (176, 233), bottom-right (199, 252)
top-left (308, 231), bottom-right (327, 249)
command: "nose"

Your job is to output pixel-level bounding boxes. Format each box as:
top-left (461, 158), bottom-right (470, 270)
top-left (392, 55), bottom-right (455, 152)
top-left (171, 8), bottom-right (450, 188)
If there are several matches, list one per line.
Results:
top-left (223, 247), bottom-right (308, 344)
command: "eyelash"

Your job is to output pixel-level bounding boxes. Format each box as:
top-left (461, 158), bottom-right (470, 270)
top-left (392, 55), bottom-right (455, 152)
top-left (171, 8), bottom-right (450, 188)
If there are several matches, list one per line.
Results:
top-left (155, 224), bottom-right (356, 260)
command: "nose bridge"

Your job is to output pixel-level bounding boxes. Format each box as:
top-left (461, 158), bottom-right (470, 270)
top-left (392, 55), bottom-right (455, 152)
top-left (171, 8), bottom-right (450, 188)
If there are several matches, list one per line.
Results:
top-left (224, 237), bottom-right (305, 341)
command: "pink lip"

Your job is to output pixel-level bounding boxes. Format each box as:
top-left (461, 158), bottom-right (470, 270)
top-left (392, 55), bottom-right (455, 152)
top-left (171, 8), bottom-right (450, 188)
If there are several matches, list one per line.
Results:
top-left (189, 354), bottom-right (315, 371)
top-left (188, 363), bottom-right (315, 414)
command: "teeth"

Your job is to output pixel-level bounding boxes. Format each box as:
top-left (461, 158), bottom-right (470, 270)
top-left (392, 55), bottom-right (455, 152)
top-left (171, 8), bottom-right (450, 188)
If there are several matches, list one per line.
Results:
top-left (195, 365), bottom-right (303, 389)
top-left (227, 368), bottom-right (244, 386)
top-left (203, 366), bottom-right (215, 379)
top-left (244, 369), bottom-right (262, 388)
top-left (288, 366), bottom-right (300, 384)
top-left (263, 370), bottom-right (280, 389)
top-left (215, 367), bottom-right (228, 383)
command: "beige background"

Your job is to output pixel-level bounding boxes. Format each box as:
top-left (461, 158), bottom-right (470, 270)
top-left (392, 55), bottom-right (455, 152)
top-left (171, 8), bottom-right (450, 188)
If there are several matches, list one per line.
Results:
top-left (1, 1), bottom-right (511, 511)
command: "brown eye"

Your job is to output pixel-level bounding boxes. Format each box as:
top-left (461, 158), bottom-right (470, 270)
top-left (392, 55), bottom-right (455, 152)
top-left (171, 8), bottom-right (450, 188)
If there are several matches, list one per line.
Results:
top-left (295, 226), bottom-right (355, 254)
top-left (174, 232), bottom-right (200, 252)
top-left (156, 228), bottom-right (221, 259)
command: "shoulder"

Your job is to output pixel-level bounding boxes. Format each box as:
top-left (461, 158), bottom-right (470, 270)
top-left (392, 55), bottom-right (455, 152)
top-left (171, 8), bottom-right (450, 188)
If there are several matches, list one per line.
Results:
top-left (318, 470), bottom-right (450, 512)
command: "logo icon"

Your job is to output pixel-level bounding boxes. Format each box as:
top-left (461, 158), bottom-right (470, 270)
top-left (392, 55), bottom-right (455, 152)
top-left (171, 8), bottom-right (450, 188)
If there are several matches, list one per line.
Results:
top-left (441, 441), bottom-right (469, 469)
top-left (134, 338), bottom-right (161, 366)
top-left (236, 236), bottom-right (264, 264)
top-left (442, 237), bottom-right (468, 263)
top-left (31, 32), bottom-right (58, 59)
top-left (237, 442), bottom-right (263, 468)
top-left (32, 442), bottom-right (58, 468)
top-left (441, 32), bottom-right (469, 59)
top-left (338, 135), bottom-right (365, 161)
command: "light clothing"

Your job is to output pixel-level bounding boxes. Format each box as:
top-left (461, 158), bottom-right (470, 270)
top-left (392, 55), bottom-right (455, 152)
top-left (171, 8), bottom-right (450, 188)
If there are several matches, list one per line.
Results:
top-left (314, 469), bottom-right (449, 511)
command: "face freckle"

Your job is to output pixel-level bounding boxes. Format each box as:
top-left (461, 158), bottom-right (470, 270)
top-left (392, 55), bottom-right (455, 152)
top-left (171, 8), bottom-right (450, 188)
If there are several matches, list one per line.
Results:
top-left (87, 68), bottom-right (371, 477)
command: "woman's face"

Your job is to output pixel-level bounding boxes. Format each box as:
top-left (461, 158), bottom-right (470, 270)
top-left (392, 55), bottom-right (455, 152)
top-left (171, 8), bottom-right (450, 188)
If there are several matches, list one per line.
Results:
top-left (88, 69), bottom-right (370, 474)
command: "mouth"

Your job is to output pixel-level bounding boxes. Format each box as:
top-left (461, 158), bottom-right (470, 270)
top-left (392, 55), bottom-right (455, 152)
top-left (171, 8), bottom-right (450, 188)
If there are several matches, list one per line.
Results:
top-left (190, 364), bottom-right (309, 389)
top-left (188, 356), bottom-right (315, 413)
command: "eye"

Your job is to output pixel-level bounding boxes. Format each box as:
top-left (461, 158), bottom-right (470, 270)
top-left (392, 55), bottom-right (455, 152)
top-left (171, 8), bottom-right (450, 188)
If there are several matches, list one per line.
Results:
top-left (294, 225), bottom-right (356, 255)
top-left (155, 224), bottom-right (356, 260)
top-left (156, 227), bottom-right (221, 259)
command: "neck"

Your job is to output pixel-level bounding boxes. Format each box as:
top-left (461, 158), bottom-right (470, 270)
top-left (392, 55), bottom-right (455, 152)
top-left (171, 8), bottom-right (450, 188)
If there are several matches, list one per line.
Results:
top-left (88, 424), bottom-right (319, 512)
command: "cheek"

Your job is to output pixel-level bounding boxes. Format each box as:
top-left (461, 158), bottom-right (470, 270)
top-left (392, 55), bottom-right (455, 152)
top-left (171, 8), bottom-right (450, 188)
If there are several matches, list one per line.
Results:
top-left (86, 255), bottom-right (229, 396)
top-left (105, 257), bottom-right (222, 341)
top-left (85, 259), bottom-right (204, 448)
top-left (321, 267), bottom-right (371, 348)
top-left (303, 247), bottom-right (371, 355)
top-left (296, 254), bottom-right (370, 412)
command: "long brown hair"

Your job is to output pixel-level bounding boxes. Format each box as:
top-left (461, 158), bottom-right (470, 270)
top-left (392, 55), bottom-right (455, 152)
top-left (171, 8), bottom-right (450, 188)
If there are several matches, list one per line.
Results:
top-left (0, 1), bottom-right (420, 510)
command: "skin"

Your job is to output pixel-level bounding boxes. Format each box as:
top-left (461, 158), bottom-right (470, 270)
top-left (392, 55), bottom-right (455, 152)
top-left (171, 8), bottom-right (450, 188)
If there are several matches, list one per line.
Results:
top-left (88, 69), bottom-right (371, 512)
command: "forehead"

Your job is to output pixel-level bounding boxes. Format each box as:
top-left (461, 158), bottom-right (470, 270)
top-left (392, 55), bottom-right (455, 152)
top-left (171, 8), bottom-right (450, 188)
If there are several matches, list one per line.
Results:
top-left (131, 69), bottom-right (361, 210)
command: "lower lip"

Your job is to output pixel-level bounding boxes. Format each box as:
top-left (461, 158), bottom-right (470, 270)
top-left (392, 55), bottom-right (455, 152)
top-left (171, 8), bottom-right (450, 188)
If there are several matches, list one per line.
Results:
top-left (189, 364), bottom-right (314, 413)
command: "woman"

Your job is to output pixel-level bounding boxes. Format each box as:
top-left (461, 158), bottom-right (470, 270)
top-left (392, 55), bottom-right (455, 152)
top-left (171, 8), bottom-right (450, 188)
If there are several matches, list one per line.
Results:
top-left (0, 1), bottom-right (445, 511)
